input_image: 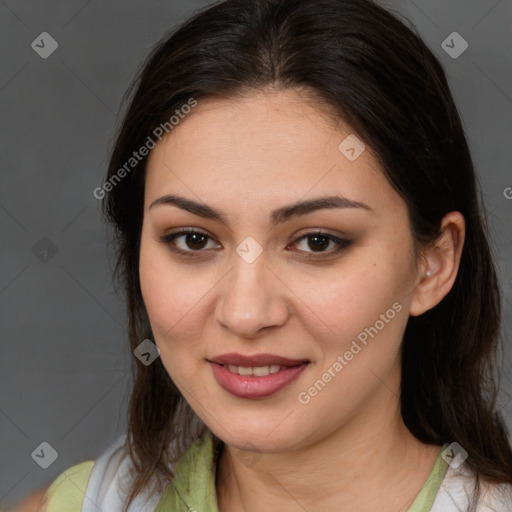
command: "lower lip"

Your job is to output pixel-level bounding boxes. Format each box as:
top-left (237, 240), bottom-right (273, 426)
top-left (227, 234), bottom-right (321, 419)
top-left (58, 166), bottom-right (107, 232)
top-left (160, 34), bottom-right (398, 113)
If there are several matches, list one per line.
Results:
top-left (209, 362), bottom-right (308, 399)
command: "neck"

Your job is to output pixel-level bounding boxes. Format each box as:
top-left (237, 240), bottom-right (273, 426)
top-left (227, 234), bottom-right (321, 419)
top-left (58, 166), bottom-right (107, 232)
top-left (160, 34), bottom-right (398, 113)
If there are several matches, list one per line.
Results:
top-left (215, 363), bottom-right (441, 512)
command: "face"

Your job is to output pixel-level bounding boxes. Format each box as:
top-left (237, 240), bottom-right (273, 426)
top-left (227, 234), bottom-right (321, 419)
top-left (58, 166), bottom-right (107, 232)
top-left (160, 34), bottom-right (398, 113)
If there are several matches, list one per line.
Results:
top-left (139, 88), bottom-right (422, 453)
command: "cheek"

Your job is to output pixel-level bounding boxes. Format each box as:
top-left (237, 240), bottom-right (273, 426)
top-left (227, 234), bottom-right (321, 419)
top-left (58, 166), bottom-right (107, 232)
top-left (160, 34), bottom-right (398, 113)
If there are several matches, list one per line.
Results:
top-left (138, 233), bottom-right (211, 351)
top-left (286, 257), bottom-right (407, 349)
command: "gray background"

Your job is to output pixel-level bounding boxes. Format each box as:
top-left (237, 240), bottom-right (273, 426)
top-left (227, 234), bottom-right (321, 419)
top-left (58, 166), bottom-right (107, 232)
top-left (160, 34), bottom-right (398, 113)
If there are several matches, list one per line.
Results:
top-left (1, 0), bottom-right (511, 507)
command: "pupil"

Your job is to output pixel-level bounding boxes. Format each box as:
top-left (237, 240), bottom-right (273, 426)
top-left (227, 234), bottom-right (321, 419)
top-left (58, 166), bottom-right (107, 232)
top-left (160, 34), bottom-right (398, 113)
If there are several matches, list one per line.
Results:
top-left (309, 235), bottom-right (328, 252)
top-left (187, 233), bottom-right (207, 250)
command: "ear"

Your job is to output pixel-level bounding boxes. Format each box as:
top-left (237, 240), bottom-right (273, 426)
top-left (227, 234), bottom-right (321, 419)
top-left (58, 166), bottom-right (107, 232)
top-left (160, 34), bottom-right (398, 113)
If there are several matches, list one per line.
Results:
top-left (409, 211), bottom-right (465, 317)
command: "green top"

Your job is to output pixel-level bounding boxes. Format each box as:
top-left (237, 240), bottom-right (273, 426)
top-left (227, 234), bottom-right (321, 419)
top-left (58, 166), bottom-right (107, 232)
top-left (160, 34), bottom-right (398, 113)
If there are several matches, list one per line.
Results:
top-left (44, 429), bottom-right (449, 511)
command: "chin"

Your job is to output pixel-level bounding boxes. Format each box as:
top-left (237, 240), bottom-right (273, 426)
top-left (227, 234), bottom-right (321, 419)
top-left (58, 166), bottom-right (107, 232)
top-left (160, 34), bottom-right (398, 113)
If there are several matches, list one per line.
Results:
top-left (207, 416), bottom-right (304, 453)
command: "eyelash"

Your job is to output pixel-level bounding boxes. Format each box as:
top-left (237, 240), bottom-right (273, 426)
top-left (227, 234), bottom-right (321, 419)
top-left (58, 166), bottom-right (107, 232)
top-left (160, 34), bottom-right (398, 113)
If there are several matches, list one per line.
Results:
top-left (158, 228), bottom-right (352, 260)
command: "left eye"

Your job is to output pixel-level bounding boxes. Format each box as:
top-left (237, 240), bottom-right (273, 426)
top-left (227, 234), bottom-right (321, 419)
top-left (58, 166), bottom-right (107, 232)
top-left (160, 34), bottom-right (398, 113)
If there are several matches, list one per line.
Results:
top-left (158, 229), bottom-right (351, 257)
top-left (292, 232), bottom-right (349, 255)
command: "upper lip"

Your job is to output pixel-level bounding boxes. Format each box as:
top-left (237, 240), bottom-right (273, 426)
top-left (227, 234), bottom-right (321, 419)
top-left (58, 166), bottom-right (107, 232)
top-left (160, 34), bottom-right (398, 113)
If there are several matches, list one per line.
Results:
top-left (208, 352), bottom-right (309, 367)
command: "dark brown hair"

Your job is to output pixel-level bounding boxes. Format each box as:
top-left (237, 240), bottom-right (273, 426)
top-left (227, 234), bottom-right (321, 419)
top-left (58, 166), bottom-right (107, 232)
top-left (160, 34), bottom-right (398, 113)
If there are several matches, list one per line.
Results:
top-left (101, 0), bottom-right (512, 510)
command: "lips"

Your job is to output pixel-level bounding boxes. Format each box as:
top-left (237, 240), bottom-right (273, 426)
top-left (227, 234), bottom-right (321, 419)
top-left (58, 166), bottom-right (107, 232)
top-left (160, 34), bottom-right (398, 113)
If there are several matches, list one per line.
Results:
top-left (207, 352), bottom-right (310, 399)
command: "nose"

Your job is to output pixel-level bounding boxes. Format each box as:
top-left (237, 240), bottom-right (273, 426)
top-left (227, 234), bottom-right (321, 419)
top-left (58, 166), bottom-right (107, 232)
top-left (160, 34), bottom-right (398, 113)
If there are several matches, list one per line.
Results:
top-left (215, 253), bottom-right (290, 339)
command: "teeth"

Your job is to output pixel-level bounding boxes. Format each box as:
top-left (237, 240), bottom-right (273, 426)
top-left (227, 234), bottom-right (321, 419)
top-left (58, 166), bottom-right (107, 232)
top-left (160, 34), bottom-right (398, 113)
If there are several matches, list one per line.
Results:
top-left (253, 366), bottom-right (270, 376)
top-left (225, 364), bottom-right (283, 376)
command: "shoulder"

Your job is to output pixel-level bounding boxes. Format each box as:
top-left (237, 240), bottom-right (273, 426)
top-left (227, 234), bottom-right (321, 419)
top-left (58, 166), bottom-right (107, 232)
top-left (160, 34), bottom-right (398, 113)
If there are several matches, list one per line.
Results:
top-left (42, 460), bottom-right (95, 512)
top-left (42, 434), bottom-right (128, 512)
top-left (431, 459), bottom-right (512, 511)
top-left (477, 479), bottom-right (512, 511)
top-left (43, 434), bottom-right (177, 512)
top-left (41, 431), bottom-right (208, 512)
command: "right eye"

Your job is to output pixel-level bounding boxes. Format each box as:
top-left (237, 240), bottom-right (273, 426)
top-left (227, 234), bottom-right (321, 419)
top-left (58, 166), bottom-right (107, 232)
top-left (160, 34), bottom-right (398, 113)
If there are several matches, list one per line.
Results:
top-left (158, 228), bottom-right (221, 256)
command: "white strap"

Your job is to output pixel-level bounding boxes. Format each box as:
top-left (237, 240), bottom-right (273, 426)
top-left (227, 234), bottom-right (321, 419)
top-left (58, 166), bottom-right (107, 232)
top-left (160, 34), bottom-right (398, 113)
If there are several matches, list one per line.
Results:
top-left (431, 461), bottom-right (512, 511)
top-left (81, 435), bottom-right (164, 512)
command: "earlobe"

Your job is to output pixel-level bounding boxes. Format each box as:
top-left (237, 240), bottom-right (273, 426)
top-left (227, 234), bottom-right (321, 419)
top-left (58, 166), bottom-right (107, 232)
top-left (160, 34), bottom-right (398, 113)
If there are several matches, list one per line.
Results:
top-left (409, 211), bottom-right (465, 317)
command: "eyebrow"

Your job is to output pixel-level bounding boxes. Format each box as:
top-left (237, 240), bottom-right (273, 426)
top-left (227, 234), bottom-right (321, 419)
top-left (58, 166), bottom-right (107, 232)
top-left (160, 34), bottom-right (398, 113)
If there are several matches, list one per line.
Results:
top-left (149, 193), bottom-right (374, 227)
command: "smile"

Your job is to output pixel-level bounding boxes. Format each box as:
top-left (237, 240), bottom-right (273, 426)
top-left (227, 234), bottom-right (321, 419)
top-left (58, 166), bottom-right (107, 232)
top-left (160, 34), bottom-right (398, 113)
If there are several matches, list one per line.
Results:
top-left (223, 364), bottom-right (282, 376)
top-left (208, 359), bottom-right (309, 399)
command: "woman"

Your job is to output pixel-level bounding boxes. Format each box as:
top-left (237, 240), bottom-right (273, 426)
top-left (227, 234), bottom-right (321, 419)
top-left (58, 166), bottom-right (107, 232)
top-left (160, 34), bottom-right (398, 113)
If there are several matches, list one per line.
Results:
top-left (41, 0), bottom-right (512, 510)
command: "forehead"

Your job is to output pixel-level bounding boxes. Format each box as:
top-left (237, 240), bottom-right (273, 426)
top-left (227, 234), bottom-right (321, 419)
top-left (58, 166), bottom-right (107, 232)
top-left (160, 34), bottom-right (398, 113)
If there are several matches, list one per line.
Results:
top-left (149, 89), bottom-right (345, 169)
top-left (144, 89), bottom-right (405, 219)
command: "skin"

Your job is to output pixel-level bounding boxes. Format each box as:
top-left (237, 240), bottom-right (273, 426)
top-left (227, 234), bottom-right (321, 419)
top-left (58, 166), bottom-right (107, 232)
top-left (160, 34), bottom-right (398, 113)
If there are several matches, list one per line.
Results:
top-left (139, 87), bottom-right (465, 511)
